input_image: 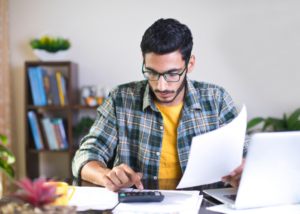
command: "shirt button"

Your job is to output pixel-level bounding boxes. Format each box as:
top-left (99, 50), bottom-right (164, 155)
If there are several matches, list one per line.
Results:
top-left (156, 152), bottom-right (160, 156)
top-left (153, 176), bottom-right (157, 180)
top-left (160, 126), bottom-right (163, 130)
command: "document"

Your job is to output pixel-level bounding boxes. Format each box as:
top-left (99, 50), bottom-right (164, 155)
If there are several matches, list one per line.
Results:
top-left (113, 190), bottom-right (202, 214)
top-left (207, 204), bottom-right (300, 214)
top-left (69, 186), bottom-right (132, 211)
top-left (177, 105), bottom-right (247, 189)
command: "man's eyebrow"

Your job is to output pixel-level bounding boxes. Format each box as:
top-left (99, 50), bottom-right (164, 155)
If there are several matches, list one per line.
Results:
top-left (144, 66), bottom-right (182, 74)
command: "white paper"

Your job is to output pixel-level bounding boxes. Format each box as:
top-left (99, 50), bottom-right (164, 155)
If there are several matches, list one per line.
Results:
top-left (69, 186), bottom-right (132, 211)
top-left (207, 204), bottom-right (300, 214)
top-left (113, 190), bottom-right (201, 213)
top-left (177, 105), bottom-right (247, 189)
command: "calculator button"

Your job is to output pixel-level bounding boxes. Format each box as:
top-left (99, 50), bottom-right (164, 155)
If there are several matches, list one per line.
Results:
top-left (120, 193), bottom-right (125, 197)
top-left (125, 192), bottom-right (131, 196)
top-left (154, 191), bottom-right (160, 196)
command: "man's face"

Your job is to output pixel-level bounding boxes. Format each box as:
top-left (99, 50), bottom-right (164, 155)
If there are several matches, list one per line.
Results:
top-left (144, 51), bottom-right (193, 107)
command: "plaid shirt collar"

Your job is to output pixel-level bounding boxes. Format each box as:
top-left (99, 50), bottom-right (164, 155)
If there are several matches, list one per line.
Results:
top-left (142, 77), bottom-right (202, 112)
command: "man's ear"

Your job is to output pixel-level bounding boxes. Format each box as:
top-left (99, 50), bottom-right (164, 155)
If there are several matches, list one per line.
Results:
top-left (187, 55), bottom-right (195, 74)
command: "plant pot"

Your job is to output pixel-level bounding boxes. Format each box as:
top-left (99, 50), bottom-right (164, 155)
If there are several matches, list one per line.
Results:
top-left (33, 49), bottom-right (69, 62)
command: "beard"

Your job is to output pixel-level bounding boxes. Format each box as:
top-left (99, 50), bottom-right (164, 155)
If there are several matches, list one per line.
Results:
top-left (149, 73), bottom-right (187, 104)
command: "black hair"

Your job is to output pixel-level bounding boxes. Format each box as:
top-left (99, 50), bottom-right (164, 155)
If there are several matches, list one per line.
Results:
top-left (140, 18), bottom-right (193, 64)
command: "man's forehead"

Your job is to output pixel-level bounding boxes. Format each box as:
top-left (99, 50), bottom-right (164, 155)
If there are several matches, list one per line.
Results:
top-left (144, 51), bottom-right (185, 64)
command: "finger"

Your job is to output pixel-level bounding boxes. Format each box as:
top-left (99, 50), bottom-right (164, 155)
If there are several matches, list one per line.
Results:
top-left (232, 158), bottom-right (246, 174)
top-left (107, 171), bottom-right (123, 186)
top-left (115, 168), bottom-right (130, 184)
top-left (123, 165), bottom-right (143, 190)
top-left (221, 175), bottom-right (231, 182)
top-left (102, 175), bottom-right (117, 191)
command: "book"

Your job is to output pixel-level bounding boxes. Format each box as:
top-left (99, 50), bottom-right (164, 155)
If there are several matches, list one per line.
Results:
top-left (36, 67), bottom-right (47, 106)
top-left (42, 118), bottom-right (56, 150)
top-left (33, 113), bottom-right (45, 150)
top-left (54, 119), bottom-right (69, 150)
top-left (60, 76), bottom-right (68, 105)
top-left (27, 111), bottom-right (43, 150)
top-left (49, 74), bottom-right (61, 106)
top-left (42, 69), bottom-right (53, 105)
top-left (53, 122), bottom-right (64, 149)
top-left (28, 67), bottom-right (40, 106)
top-left (36, 113), bottom-right (49, 150)
top-left (56, 72), bottom-right (65, 106)
top-left (50, 122), bottom-right (59, 150)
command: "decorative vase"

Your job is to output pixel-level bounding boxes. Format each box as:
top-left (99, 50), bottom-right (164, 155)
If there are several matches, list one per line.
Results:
top-left (33, 49), bottom-right (69, 62)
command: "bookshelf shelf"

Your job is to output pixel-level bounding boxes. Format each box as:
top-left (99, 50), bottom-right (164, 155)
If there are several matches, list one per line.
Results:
top-left (25, 61), bottom-right (81, 179)
top-left (72, 105), bottom-right (98, 109)
top-left (27, 149), bottom-right (70, 153)
top-left (27, 105), bottom-right (69, 110)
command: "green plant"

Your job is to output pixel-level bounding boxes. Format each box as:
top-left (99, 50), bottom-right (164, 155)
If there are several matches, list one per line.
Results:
top-left (73, 117), bottom-right (95, 138)
top-left (0, 134), bottom-right (15, 179)
top-left (30, 36), bottom-right (71, 53)
top-left (247, 108), bottom-right (300, 134)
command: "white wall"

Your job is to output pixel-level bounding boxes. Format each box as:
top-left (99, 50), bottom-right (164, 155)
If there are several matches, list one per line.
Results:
top-left (9, 0), bottom-right (300, 178)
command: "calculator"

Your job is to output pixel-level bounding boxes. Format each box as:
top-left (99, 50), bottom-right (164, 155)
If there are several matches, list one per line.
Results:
top-left (118, 191), bottom-right (165, 203)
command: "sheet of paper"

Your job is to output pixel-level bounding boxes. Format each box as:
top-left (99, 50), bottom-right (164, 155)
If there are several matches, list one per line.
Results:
top-left (113, 189), bottom-right (201, 213)
top-left (69, 186), bottom-right (132, 211)
top-left (177, 105), bottom-right (247, 189)
top-left (113, 195), bottom-right (203, 214)
top-left (207, 204), bottom-right (300, 214)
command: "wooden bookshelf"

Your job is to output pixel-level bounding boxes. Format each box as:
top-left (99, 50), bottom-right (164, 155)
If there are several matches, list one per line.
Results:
top-left (24, 61), bottom-right (97, 179)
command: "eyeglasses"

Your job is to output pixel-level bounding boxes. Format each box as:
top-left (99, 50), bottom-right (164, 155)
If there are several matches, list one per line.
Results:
top-left (142, 59), bottom-right (190, 82)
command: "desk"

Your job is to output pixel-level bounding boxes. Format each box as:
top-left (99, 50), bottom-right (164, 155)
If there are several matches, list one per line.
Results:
top-left (73, 178), bottom-right (224, 214)
top-left (0, 178), bottom-right (224, 214)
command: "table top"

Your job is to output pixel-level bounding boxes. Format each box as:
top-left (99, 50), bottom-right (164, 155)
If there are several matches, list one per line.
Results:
top-left (73, 178), bottom-right (224, 214)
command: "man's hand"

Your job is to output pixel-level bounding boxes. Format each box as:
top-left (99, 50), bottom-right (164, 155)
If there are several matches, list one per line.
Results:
top-left (221, 158), bottom-right (246, 188)
top-left (102, 164), bottom-right (144, 192)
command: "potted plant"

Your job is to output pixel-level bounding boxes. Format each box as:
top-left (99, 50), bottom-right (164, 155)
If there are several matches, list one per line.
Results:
top-left (247, 108), bottom-right (300, 134)
top-left (0, 134), bottom-right (15, 179)
top-left (30, 35), bottom-right (71, 61)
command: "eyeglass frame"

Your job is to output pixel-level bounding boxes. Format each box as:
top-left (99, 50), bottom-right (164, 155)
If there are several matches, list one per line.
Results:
top-left (142, 58), bottom-right (190, 82)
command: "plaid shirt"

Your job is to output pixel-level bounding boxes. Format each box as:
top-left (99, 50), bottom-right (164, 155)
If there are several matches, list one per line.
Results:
top-left (72, 78), bottom-right (250, 180)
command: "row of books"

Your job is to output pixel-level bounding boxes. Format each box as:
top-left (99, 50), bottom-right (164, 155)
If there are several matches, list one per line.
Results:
top-left (27, 111), bottom-right (69, 150)
top-left (28, 67), bottom-right (68, 106)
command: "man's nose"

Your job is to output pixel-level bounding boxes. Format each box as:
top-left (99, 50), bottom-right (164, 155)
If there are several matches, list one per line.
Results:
top-left (157, 75), bottom-right (168, 91)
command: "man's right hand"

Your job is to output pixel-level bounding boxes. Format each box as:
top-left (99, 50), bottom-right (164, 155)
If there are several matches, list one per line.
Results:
top-left (102, 163), bottom-right (144, 191)
top-left (81, 161), bottom-right (144, 192)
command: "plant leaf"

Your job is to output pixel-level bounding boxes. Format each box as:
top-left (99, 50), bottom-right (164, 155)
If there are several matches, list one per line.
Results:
top-left (247, 118), bottom-right (264, 130)
top-left (287, 108), bottom-right (300, 129)
top-left (266, 117), bottom-right (286, 131)
top-left (0, 134), bottom-right (7, 145)
top-left (0, 145), bottom-right (15, 164)
top-left (262, 119), bottom-right (272, 131)
top-left (0, 157), bottom-right (14, 179)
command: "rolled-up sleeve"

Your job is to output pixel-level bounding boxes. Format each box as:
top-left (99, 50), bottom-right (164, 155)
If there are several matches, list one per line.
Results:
top-left (72, 90), bottom-right (118, 179)
top-left (216, 88), bottom-right (250, 158)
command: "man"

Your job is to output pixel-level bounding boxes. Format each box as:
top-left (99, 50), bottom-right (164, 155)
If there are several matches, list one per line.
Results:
top-left (72, 18), bottom-right (250, 192)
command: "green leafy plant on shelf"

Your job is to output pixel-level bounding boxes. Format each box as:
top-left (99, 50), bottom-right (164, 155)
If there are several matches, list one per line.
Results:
top-left (247, 108), bottom-right (300, 134)
top-left (73, 117), bottom-right (95, 138)
top-left (0, 134), bottom-right (15, 179)
top-left (30, 36), bottom-right (71, 53)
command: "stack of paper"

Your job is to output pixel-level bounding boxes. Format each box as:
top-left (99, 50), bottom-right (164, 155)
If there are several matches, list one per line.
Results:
top-left (69, 187), bottom-right (203, 213)
top-left (113, 190), bottom-right (203, 214)
top-left (69, 186), bottom-right (132, 211)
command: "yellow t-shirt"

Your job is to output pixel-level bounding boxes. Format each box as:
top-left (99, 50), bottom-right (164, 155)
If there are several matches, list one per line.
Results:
top-left (155, 102), bottom-right (184, 179)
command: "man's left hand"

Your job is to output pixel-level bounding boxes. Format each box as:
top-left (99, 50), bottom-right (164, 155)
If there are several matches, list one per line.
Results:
top-left (221, 158), bottom-right (246, 188)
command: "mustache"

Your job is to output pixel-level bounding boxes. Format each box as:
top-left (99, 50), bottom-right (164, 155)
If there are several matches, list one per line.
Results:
top-left (154, 90), bottom-right (175, 94)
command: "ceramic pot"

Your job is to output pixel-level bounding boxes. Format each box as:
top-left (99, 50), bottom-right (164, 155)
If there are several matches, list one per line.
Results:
top-left (33, 49), bottom-right (69, 61)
